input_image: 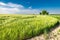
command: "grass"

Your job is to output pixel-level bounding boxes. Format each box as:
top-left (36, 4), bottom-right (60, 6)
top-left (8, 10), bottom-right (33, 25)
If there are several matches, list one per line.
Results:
top-left (0, 15), bottom-right (59, 40)
top-left (50, 14), bottom-right (60, 20)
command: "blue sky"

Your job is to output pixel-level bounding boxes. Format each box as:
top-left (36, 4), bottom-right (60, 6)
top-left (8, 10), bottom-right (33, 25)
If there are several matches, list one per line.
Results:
top-left (0, 0), bottom-right (60, 14)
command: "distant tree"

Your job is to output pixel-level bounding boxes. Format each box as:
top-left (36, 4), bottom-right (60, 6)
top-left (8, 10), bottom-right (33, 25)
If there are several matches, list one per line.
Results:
top-left (40, 10), bottom-right (49, 15)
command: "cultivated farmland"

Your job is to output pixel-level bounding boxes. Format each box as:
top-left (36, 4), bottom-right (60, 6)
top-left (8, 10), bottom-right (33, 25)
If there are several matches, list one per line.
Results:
top-left (51, 15), bottom-right (60, 20)
top-left (0, 15), bottom-right (59, 40)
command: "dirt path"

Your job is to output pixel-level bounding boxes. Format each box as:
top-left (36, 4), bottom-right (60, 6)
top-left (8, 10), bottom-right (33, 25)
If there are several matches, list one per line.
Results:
top-left (27, 23), bottom-right (60, 40)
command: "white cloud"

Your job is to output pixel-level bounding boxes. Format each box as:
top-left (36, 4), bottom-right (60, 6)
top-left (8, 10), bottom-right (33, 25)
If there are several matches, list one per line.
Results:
top-left (0, 2), bottom-right (40, 14)
top-left (0, 2), bottom-right (6, 6)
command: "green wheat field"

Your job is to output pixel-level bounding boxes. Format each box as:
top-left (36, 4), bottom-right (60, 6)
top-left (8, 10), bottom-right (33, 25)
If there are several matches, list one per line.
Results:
top-left (0, 14), bottom-right (60, 40)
